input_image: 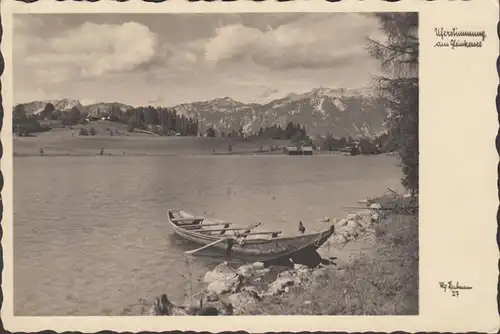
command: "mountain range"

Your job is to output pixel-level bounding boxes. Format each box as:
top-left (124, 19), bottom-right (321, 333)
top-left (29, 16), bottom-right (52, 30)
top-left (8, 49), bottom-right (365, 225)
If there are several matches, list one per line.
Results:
top-left (17, 87), bottom-right (389, 138)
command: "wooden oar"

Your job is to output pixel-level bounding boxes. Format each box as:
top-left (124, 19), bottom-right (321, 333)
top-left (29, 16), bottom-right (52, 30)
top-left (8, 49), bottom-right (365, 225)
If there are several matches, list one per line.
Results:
top-left (184, 238), bottom-right (231, 255)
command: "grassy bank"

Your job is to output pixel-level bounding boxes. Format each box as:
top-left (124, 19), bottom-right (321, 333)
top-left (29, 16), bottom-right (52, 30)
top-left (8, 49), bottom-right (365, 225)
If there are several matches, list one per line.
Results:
top-left (247, 195), bottom-right (419, 315)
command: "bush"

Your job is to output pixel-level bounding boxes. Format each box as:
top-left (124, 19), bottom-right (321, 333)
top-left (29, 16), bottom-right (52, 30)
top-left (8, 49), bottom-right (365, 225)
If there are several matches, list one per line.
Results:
top-left (359, 138), bottom-right (380, 155)
top-left (206, 128), bottom-right (216, 138)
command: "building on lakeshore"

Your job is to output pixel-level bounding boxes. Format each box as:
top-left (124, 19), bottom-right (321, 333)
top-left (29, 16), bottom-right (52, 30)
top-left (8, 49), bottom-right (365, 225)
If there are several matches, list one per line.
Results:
top-left (285, 146), bottom-right (313, 156)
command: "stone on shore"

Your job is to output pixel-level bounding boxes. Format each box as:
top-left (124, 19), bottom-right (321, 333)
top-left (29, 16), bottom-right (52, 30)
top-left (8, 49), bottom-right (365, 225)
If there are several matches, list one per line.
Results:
top-left (237, 262), bottom-right (267, 278)
top-left (319, 216), bottom-right (331, 223)
top-left (203, 291), bottom-right (220, 302)
top-left (311, 267), bottom-right (329, 280)
top-left (206, 273), bottom-right (241, 295)
top-left (203, 262), bottom-right (236, 283)
top-left (346, 213), bottom-right (360, 221)
top-left (252, 262), bottom-right (265, 270)
top-left (319, 201), bottom-right (386, 249)
top-left (346, 220), bottom-right (358, 229)
top-left (293, 264), bottom-right (312, 280)
top-left (267, 271), bottom-right (296, 295)
top-left (237, 264), bottom-right (255, 277)
top-left (227, 286), bottom-right (263, 314)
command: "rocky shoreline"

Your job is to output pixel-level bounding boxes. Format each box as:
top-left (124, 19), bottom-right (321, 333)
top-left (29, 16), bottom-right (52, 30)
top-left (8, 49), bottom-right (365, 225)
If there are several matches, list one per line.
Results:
top-left (145, 197), bottom-right (396, 316)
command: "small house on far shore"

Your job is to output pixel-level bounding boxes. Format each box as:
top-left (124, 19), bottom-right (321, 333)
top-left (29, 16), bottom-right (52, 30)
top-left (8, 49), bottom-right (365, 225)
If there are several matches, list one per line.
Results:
top-left (302, 146), bottom-right (313, 155)
top-left (285, 146), bottom-right (313, 156)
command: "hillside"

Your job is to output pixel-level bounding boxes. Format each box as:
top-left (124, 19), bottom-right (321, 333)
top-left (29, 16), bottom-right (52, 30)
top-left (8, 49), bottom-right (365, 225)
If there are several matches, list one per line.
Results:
top-left (21, 99), bottom-right (83, 115)
top-left (84, 102), bottom-right (135, 117)
top-left (16, 87), bottom-right (389, 138)
top-left (170, 88), bottom-right (387, 138)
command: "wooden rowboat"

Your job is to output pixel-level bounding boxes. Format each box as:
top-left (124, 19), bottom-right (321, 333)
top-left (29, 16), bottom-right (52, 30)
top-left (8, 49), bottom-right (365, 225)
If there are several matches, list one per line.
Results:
top-left (168, 209), bottom-right (335, 262)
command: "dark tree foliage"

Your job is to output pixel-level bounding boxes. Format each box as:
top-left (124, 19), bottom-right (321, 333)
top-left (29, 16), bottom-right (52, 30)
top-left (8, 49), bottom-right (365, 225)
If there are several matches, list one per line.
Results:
top-left (205, 127), bottom-right (216, 137)
top-left (41, 103), bottom-right (55, 120)
top-left (123, 106), bottom-right (199, 136)
top-left (68, 106), bottom-right (82, 124)
top-left (13, 104), bottom-right (27, 124)
top-left (13, 104), bottom-right (49, 136)
top-left (367, 13), bottom-right (419, 195)
top-left (254, 121), bottom-right (307, 140)
top-left (127, 116), bottom-right (138, 132)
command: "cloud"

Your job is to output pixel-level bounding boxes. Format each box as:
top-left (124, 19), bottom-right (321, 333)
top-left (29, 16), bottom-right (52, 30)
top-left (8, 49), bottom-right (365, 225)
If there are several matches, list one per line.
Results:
top-left (14, 15), bottom-right (44, 32)
top-left (14, 13), bottom-right (384, 106)
top-left (202, 14), bottom-right (382, 70)
top-left (51, 22), bottom-right (158, 77)
top-left (204, 24), bottom-right (262, 64)
top-left (15, 20), bottom-right (159, 83)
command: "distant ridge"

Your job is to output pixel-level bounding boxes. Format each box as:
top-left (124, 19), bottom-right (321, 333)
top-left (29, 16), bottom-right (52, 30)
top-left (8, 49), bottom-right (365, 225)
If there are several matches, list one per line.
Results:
top-left (16, 87), bottom-right (388, 138)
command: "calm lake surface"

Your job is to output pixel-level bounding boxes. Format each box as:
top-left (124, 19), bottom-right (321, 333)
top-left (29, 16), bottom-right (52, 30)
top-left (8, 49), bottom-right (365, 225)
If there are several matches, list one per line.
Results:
top-left (14, 154), bottom-right (402, 316)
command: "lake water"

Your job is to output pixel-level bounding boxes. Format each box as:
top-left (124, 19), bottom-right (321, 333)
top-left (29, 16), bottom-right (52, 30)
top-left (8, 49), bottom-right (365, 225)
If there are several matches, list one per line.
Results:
top-left (14, 154), bottom-right (402, 316)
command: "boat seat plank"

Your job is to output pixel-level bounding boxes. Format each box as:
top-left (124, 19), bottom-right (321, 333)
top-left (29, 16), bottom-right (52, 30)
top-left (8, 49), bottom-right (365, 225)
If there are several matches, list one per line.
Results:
top-left (183, 222), bottom-right (232, 229)
top-left (176, 221), bottom-right (204, 227)
top-left (238, 231), bottom-right (282, 236)
top-left (172, 217), bottom-right (205, 222)
top-left (196, 227), bottom-right (257, 233)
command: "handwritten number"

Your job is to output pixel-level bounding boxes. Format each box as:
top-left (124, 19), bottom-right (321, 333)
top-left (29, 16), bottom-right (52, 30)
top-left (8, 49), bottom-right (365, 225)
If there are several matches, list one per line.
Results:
top-left (452, 290), bottom-right (459, 297)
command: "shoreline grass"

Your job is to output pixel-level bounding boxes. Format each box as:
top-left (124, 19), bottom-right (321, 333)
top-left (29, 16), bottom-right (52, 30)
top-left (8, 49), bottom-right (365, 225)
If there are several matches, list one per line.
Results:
top-left (243, 194), bottom-right (419, 315)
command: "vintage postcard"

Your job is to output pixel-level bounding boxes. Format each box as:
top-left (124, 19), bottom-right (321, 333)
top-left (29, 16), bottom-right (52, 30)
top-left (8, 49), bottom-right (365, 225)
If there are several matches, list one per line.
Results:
top-left (1, 0), bottom-right (498, 332)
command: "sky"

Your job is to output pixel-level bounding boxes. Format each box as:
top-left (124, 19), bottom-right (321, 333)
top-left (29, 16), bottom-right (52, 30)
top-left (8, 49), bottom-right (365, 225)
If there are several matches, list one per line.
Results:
top-left (13, 13), bottom-right (385, 107)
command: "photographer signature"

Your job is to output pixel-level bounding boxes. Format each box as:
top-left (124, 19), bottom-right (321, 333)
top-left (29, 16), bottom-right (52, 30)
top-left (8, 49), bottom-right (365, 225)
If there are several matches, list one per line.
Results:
top-left (439, 281), bottom-right (473, 297)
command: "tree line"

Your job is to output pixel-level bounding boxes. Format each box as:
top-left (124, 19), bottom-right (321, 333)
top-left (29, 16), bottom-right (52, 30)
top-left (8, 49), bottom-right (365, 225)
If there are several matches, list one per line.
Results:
top-left (118, 106), bottom-right (200, 136)
top-left (209, 121), bottom-right (309, 142)
top-left (13, 104), bottom-right (52, 136)
top-left (321, 130), bottom-right (398, 154)
top-left (13, 103), bottom-right (202, 137)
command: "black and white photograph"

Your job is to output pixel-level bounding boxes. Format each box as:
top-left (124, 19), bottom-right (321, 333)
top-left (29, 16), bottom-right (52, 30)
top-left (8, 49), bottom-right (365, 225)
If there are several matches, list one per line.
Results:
top-left (8, 8), bottom-right (417, 318)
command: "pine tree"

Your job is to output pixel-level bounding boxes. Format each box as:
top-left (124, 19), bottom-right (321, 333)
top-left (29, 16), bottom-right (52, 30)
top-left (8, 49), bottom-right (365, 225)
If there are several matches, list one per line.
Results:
top-left (367, 13), bottom-right (419, 196)
top-left (41, 103), bottom-right (55, 120)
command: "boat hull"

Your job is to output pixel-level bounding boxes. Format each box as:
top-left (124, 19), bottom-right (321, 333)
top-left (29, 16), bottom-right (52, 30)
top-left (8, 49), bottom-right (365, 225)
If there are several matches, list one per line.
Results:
top-left (168, 209), bottom-right (335, 262)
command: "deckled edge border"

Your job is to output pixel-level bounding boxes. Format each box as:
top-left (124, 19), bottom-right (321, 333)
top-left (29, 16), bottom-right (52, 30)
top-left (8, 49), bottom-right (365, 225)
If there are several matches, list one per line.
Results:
top-left (496, 10), bottom-right (500, 331)
top-left (1, 0), bottom-right (5, 331)
top-left (0, 1), bottom-right (498, 334)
